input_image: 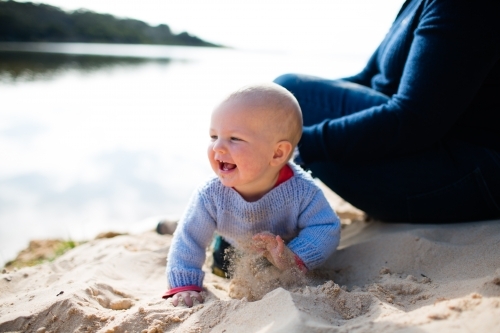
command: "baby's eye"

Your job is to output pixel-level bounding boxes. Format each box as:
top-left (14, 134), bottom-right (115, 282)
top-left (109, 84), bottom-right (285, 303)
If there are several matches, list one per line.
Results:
top-left (230, 137), bottom-right (242, 141)
top-left (210, 135), bottom-right (218, 141)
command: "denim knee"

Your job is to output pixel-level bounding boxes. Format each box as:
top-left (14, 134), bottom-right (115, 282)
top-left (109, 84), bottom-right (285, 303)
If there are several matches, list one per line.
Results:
top-left (273, 73), bottom-right (302, 92)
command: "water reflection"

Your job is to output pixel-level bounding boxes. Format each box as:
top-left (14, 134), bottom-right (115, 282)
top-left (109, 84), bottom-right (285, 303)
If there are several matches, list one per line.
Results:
top-left (0, 51), bottom-right (171, 82)
top-left (0, 45), bottom-right (214, 266)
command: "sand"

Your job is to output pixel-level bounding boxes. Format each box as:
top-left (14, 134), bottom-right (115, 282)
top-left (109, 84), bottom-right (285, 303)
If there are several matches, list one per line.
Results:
top-left (1, 191), bottom-right (500, 332)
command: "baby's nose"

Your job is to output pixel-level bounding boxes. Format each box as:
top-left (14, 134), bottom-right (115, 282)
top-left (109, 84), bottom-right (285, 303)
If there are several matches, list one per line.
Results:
top-left (213, 139), bottom-right (226, 152)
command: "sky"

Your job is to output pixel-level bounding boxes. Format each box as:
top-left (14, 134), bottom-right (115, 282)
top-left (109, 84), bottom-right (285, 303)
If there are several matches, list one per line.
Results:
top-left (15, 0), bottom-right (405, 54)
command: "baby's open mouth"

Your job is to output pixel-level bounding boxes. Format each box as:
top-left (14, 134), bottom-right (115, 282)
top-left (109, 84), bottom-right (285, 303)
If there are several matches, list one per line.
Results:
top-left (218, 160), bottom-right (236, 171)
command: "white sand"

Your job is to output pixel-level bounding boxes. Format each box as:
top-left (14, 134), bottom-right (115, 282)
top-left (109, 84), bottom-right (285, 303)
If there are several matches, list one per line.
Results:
top-left (1, 203), bottom-right (500, 332)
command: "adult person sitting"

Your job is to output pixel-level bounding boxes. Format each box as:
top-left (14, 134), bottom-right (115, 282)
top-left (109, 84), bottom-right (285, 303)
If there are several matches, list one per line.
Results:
top-left (274, 0), bottom-right (500, 223)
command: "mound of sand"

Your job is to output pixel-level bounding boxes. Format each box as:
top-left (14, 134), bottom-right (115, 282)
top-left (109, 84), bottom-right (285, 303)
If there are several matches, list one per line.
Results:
top-left (1, 216), bottom-right (500, 333)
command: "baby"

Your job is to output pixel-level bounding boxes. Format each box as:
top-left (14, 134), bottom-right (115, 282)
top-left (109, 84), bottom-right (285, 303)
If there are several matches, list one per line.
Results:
top-left (163, 83), bottom-right (341, 307)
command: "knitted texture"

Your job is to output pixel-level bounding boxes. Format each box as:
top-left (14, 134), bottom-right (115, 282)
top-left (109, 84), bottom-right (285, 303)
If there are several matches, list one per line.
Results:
top-left (166, 163), bottom-right (341, 288)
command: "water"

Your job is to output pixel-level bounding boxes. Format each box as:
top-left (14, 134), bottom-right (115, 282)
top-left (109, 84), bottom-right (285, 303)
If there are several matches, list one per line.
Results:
top-left (0, 43), bottom-right (369, 266)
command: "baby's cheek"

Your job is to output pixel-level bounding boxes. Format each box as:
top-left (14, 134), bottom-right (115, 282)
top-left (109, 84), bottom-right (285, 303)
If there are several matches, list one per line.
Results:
top-left (207, 145), bottom-right (214, 158)
top-left (242, 162), bottom-right (263, 175)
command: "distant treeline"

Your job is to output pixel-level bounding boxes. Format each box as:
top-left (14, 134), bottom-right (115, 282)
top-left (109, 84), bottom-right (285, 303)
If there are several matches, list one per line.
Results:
top-left (0, 0), bottom-right (220, 47)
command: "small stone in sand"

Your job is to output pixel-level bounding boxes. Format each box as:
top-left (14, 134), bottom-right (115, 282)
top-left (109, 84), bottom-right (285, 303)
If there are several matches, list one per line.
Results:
top-left (428, 312), bottom-right (450, 320)
top-left (380, 267), bottom-right (391, 275)
top-left (110, 298), bottom-right (133, 310)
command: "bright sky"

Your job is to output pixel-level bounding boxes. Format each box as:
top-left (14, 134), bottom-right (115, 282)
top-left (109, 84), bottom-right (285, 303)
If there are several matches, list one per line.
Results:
top-left (16, 0), bottom-right (405, 54)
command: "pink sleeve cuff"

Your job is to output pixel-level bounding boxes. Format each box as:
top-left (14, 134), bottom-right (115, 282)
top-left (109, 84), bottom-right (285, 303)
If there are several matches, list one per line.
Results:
top-left (162, 285), bottom-right (204, 299)
top-left (294, 255), bottom-right (308, 273)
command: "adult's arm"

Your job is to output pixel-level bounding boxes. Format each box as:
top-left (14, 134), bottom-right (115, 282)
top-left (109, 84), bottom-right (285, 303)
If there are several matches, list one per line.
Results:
top-left (300, 0), bottom-right (500, 164)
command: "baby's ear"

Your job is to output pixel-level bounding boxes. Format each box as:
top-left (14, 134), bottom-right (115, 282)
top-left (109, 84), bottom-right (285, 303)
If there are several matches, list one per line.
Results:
top-left (271, 141), bottom-right (293, 166)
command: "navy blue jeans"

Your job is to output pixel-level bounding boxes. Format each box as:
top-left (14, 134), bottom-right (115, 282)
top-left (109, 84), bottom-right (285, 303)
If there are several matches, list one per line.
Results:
top-left (275, 74), bottom-right (500, 223)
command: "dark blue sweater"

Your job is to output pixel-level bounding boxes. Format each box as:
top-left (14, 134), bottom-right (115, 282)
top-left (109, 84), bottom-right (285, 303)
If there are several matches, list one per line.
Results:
top-left (300, 0), bottom-right (500, 163)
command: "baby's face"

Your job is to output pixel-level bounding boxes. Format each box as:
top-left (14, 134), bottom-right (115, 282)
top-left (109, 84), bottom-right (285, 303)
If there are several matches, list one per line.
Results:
top-left (208, 99), bottom-right (279, 198)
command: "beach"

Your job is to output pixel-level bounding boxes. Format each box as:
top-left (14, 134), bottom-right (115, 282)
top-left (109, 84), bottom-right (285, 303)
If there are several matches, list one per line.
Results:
top-left (1, 187), bottom-right (499, 333)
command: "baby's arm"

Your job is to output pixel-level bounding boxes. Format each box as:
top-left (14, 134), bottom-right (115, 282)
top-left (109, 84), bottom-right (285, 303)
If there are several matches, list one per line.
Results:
top-left (164, 187), bottom-right (217, 307)
top-left (252, 233), bottom-right (307, 272)
top-left (286, 188), bottom-right (341, 270)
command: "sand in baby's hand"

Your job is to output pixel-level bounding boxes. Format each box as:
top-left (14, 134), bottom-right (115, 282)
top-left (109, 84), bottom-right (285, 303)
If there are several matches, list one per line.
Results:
top-left (227, 249), bottom-right (307, 301)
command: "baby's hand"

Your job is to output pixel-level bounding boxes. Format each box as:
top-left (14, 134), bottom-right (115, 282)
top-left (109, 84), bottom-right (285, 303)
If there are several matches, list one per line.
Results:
top-left (171, 290), bottom-right (204, 307)
top-left (252, 232), bottom-right (297, 271)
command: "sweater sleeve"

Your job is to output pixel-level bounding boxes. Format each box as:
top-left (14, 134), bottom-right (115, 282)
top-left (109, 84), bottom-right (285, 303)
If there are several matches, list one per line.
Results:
top-left (300, 0), bottom-right (500, 164)
top-left (166, 187), bottom-right (217, 288)
top-left (287, 187), bottom-right (341, 270)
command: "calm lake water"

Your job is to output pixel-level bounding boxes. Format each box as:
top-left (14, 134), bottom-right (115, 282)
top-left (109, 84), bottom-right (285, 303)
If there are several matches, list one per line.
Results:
top-left (0, 42), bottom-right (369, 265)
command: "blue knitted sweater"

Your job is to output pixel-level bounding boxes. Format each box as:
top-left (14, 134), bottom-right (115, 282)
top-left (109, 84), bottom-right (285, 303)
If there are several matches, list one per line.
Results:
top-left (166, 163), bottom-right (341, 288)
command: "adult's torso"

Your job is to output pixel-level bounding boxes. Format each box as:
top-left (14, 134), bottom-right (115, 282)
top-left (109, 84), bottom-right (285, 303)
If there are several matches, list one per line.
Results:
top-left (371, 0), bottom-right (500, 150)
